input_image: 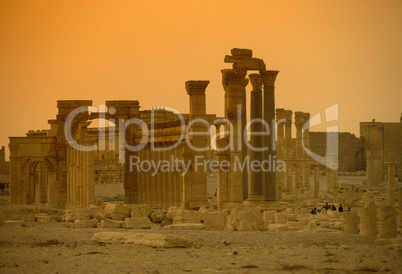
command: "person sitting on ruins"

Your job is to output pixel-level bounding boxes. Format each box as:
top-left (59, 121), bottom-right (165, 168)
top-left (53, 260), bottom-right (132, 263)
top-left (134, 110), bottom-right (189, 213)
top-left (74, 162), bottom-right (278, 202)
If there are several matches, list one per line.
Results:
top-left (331, 204), bottom-right (336, 211)
top-left (321, 202), bottom-right (330, 213)
top-left (338, 204), bottom-right (343, 212)
top-left (311, 208), bottom-right (317, 215)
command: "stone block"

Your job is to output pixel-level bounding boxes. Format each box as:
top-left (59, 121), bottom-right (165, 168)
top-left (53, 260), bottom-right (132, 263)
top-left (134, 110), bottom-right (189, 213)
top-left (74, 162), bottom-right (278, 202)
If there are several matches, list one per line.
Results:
top-left (89, 205), bottom-right (103, 220)
top-left (130, 205), bottom-right (151, 218)
top-left (231, 48), bottom-right (252, 57)
top-left (92, 232), bottom-right (195, 248)
top-left (103, 203), bottom-right (131, 221)
top-left (224, 55), bottom-right (266, 71)
top-left (263, 210), bottom-right (275, 226)
top-left (74, 219), bottom-right (98, 228)
top-left (62, 208), bottom-right (90, 222)
top-left (341, 212), bottom-right (359, 234)
top-left (101, 218), bottom-right (124, 228)
top-left (166, 206), bottom-right (185, 221)
top-left (150, 209), bottom-right (166, 223)
top-left (35, 214), bottom-right (51, 223)
top-left (228, 203), bottom-right (264, 231)
top-left (379, 205), bottom-right (397, 238)
top-left (287, 221), bottom-right (303, 231)
top-left (125, 217), bottom-right (152, 229)
top-left (164, 223), bottom-right (205, 230)
top-left (275, 212), bottom-right (289, 224)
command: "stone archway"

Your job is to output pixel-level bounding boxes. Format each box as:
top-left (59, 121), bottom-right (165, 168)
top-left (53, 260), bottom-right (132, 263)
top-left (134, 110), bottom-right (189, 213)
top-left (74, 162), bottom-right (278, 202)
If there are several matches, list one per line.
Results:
top-left (22, 157), bottom-right (56, 205)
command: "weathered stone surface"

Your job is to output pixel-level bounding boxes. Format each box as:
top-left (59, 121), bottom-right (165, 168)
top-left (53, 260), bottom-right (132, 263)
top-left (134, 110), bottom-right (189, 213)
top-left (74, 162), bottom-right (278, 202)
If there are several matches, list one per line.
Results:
top-left (88, 205), bottom-right (103, 220)
top-left (0, 211), bottom-right (5, 226)
top-left (150, 209), bottom-right (166, 223)
top-left (263, 211), bottom-right (275, 226)
top-left (74, 219), bottom-right (98, 228)
top-left (275, 212), bottom-right (289, 224)
top-left (379, 205), bottom-right (397, 238)
top-left (130, 205), bottom-right (151, 218)
top-left (164, 223), bottom-right (205, 230)
top-left (172, 209), bottom-right (226, 230)
top-left (228, 203), bottom-right (264, 231)
top-left (166, 206), bottom-right (185, 221)
top-left (360, 200), bottom-right (377, 237)
top-left (125, 217), bottom-right (152, 229)
top-left (341, 212), bottom-right (359, 234)
top-left (101, 218), bottom-right (124, 228)
top-left (287, 221), bottom-right (303, 231)
top-left (92, 232), bottom-right (195, 247)
top-left (62, 208), bottom-right (90, 222)
top-left (103, 203), bottom-right (130, 221)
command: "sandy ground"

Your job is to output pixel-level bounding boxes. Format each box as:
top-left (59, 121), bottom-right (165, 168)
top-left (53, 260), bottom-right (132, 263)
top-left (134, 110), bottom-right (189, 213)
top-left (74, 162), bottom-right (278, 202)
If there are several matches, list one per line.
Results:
top-left (1, 221), bottom-right (402, 274)
top-left (1, 175), bottom-right (402, 273)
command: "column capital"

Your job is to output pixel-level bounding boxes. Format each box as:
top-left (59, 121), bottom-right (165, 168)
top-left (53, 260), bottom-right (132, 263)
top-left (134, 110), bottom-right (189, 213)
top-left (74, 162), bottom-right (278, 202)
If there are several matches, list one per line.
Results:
top-left (248, 74), bottom-right (263, 90)
top-left (294, 111), bottom-right (305, 130)
top-left (275, 108), bottom-right (286, 122)
top-left (261, 70), bottom-right (279, 87)
top-left (222, 69), bottom-right (248, 85)
top-left (185, 80), bottom-right (210, 95)
top-left (303, 113), bottom-right (310, 128)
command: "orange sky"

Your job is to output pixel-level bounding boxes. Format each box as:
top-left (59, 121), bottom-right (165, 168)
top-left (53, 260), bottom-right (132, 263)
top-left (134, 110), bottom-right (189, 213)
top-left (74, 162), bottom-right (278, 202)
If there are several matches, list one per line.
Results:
top-left (1, 0), bottom-right (401, 158)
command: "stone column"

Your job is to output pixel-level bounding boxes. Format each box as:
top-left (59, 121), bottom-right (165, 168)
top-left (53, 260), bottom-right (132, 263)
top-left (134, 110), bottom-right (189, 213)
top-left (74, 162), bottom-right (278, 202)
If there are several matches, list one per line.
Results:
top-left (294, 112), bottom-right (304, 197)
top-left (326, 168), bottom-right (333, 193)
top-left (222, 69), bottom-right (248, 208)
top-left (360, 200), bottom-right (377, 237)
top-left (247, 74), bottom-right (264, 203)
top-left (386, 162), bottom-right (397, 206)
top-left (294, 163), bottom-right (302, 205)
top-left (302, 113), bottom-right (310, 189)
top-left (87, 143), bottom-right (95, 207)
top-left (261, 70), bottom-right (279, 201)
top-left (379, 205), bottom-right (397, 238)
top-left (332, 170), bottom-right (339, 203)
top-left (275, 108), bottom-right (286, 200)
top-left (284, 110), bottom-right (293, 191)
top-left (185, 80), bottom-right (210, 209)
top-left (313, 164), bottom-right (320, 199)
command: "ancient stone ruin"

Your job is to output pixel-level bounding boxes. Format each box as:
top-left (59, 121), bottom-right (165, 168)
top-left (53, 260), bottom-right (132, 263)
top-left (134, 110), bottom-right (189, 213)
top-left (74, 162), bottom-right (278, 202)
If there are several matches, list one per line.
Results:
top-left (3, 48), bottom-right (402, 241)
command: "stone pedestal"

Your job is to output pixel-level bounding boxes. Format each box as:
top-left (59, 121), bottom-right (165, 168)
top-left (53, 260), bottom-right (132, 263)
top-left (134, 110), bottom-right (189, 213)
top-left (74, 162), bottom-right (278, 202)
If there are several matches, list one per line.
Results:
top-left (360, 200), bottom-right (377, 237)
top-left (341, 212), bottom-right (359, 234)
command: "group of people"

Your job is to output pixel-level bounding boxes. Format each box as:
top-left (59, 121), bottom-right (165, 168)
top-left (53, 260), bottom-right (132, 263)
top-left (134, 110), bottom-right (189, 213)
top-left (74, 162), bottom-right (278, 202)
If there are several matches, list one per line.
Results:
top-left (310, 202), bottom-right (346, 215)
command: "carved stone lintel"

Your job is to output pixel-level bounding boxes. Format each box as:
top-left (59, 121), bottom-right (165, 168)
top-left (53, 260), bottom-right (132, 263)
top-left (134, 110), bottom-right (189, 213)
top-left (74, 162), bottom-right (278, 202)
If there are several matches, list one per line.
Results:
top-left (261, 70), bottom-right (279, 87)
top-left (249, 74), bottom-right (263, 90)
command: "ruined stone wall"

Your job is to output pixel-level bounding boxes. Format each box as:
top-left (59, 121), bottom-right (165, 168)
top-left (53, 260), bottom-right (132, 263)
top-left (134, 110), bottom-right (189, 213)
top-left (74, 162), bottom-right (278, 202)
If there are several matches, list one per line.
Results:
top-left (0, 146), bottom-right (10, 184)
top-left (308, 132), bottom-right (364, 172)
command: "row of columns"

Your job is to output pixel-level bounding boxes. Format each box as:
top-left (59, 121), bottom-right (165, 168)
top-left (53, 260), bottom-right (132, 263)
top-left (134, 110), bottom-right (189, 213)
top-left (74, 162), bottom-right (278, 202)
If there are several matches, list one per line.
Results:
top-left (137, 144), bottom-right (183, 208)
